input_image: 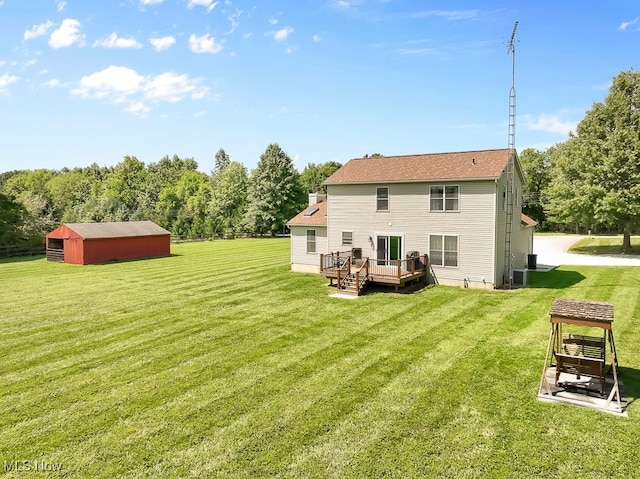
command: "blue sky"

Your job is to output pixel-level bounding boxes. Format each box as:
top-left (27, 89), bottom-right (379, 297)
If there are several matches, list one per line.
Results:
top-left (1, 1), bottom-right (639, 173)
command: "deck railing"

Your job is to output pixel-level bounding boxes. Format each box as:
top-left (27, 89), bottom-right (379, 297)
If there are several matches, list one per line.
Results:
top-left (368, 254), bottom-right (428, 279)
top-left (353, 260), bottom-right (369, 292)
top-left (336, 257), bottom-right (351, 289)
top-left (321, 251), bottom-right (428, 280)
top-left (320, 250), bottom-right (353, 272)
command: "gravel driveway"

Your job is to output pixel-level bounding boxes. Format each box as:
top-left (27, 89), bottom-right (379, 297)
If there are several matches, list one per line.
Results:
top-left (532, 235), bottom-right (640, 268)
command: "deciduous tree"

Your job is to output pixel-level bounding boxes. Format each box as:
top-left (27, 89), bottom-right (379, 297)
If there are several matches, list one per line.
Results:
top-left (518, 148), bottom-right (551, 225)
top-left (209, 161), bottom-right (248, 236)
top-left (545, 69), bottom-right (640, 250)
top-left (300, 161), bottom-right (342, 193)
top-left (0, 193), bottom-right (27, 246)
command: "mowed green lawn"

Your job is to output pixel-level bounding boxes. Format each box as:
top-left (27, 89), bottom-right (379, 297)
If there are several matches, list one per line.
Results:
top-left (1, 239), bottom-right (640, 478)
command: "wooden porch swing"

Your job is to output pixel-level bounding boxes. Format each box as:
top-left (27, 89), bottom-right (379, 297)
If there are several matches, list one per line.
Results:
top-left (539, 298), bottom-right (622, 412)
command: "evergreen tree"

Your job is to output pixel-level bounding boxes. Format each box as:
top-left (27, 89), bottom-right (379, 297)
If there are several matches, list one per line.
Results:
top-left (214, 148), bottom-right (230, 175)
top-left (243, 143), bottom-right (305, 235)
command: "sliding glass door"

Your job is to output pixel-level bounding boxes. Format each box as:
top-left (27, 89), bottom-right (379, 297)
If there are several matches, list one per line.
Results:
top-left (376, 234), bottom-right (402, 265)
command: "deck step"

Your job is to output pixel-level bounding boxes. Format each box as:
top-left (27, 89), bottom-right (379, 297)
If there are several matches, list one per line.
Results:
top-left (338, 273), bottom-right (368, 296)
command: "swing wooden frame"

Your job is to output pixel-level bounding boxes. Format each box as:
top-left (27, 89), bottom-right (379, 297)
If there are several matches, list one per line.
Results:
top-left (539, 298), bottom-right (622, 412)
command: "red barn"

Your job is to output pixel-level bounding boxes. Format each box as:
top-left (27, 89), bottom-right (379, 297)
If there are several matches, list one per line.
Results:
top-left (45, 221), bottom-right (171, 265)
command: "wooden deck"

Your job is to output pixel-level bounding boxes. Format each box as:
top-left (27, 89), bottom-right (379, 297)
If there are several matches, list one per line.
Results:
top-left (320, 251), bottom-right (428, 295)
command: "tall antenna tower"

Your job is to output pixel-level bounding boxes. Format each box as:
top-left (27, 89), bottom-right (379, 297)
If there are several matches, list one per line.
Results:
top-left (503, 21), bottom-right (518, 288)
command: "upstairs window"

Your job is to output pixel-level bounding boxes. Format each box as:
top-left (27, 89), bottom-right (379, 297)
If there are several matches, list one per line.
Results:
top-left (377, 187), bottom-right (389, 211)
top-left (430, 185), bottom-right (459, 211)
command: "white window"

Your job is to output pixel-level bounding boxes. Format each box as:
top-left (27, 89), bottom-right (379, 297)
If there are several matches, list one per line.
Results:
top-left (376, 187), bottom-right (389, 211)
top-left (430, 185), bottom-right (459, 211)
top-left (342, 231), bottom-right (353, 246)
top-left (306, 229), bottom-right (316, 253)
top-left (429, 234), bottom-right (458, 267)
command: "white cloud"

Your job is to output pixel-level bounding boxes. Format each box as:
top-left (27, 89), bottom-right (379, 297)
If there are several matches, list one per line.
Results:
top-left (141, 0), bottom-right (163, 4)
top-left (619, 16), bottom-right (640, 31)
top-left (71, 65), bottom-right (209, 114)
top-left (24, 21), bottom-right (55, 40)
top-left (0, 74), bottom-right (19, 94)
top-left (72, 66), bottom-right (144, 101)
top-left (397, 47), bottom-right (436, 56)
top-left (93, 33), bottom-right (142, 49)
top-left (330, 0), bottom-right (364, 8)
top-left (127, 102), bottom-right (150, 117)
top-left (268, 16), bottom-right (279, 25)
top-left (149, 35), bottom-right (176, 51)
top-left (41, 78), bottom-right (69, 87)
top-left (410, 10), bottom-right (479, 20)
top-left (49, 18), bottom-right (85, 48)
top-left (312, 34), bottom-right (322, 43)
top-left (273, 26), bottom-right (294, 42)
top-left (144, 72), bottom-right (207, 102)
top-left (523, 113), bottom-right (577, 136)
top-left (57, 1), bottom-right (66, 11)
top-left (189, 33), bottom-right (223, 54)
top-left (188, 0), bottom-right (218, 12)
top-left (227, 9), bottom-right (243, 34)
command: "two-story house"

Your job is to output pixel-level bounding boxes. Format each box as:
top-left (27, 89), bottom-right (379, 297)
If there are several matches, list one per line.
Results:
top-left (288, 149), bottom-right (536, 292)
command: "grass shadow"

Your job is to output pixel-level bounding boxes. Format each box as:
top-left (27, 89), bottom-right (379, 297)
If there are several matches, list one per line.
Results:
top-left (0, 253), bottom-right (46, 264)
top-left (85, 253), bottom-right (182, 266)
top-left (363, 280), bottom-right (433, 296)
top-left (618, 366), bottom-right (640, 408)
top-left (528, 269), bottom-right (586, 289)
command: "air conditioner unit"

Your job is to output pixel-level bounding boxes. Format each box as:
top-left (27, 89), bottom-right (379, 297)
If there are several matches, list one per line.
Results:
top-left (513, 268), bottom-right (527, 286)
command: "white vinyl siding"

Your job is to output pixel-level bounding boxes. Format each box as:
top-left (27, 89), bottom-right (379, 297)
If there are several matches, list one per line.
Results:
top-left (376, 187), bottom-right (389, 211)
top-left (289, 225), bottom-right (328, 272)
top-left (495, 158), bottom-right (527, 285)
top-left (430, 185), bottom-right (459, 212)
top-left (327, 181), bottom-right (496, 286)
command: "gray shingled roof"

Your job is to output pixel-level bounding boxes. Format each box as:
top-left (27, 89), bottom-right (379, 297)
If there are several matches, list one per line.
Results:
top-left (324, 149), bottom-right (514, 185)
top-left (64, 221), bottom-right (170, 239)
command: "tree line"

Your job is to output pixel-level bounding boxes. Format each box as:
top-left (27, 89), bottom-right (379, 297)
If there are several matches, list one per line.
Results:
top-left (520, 69), bottom-right (640, 251)
top-left (0, 143), bottom-right (341, 248)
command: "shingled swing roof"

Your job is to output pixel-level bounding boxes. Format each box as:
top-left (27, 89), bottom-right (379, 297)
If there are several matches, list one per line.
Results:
top-left (324, 149), bottom-right (514, 185)
top-left (60, 221), bottom-right (170, 239)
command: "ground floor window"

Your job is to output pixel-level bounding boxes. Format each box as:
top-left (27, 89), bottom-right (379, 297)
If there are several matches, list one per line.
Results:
top-left (429, 234), bottom-right (458, 267)
top-left (306, 229), bottom-right (316, 253)
top-left (342, 231), bottom-right (353, 246)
